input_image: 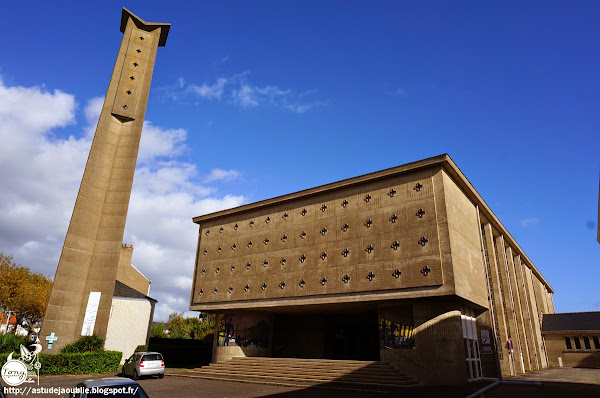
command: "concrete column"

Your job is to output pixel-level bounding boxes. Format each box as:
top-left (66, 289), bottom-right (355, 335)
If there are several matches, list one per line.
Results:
top-left (534, 279), bottom-right (549, 314)
top-left (494, 236), bottom-right (521, 374)
top-left (523, 266), bottom-right (547, 368)
top-left (481, 224), bottom-right (511, 376)
top-left (547, 291), bottom-right (555, 313)
top-left (513, 255), bottom-right (539, 369)
top-left (40, 8), bottom-right (170, 352)
top-left (506, 248), bottom-right (531, 371)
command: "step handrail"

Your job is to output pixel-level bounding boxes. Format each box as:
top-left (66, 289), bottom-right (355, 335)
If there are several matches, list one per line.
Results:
top-left (383, 346), bottom-right (427, 368)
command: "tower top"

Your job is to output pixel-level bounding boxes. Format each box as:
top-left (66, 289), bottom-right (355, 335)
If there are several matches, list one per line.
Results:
top-left (120, 7), bottom-right (171, 47)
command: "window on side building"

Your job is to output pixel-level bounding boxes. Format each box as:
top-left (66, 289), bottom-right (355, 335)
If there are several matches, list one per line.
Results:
top-left (593, 336), bottom-right (600, 350)
top-left (583, 337), bottom-right (591, 350)
top-left (564, 337), bottom-right (572, 350)
top-left (573, 336), bottom-right (582, 350)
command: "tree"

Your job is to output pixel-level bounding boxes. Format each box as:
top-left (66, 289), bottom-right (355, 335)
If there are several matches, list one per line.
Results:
top-left (0, 253), bottom-right (53, 334)
top-left (150, 323), bottom-right (166, 338)
top-left (165, 312), bottom-right (215, 342)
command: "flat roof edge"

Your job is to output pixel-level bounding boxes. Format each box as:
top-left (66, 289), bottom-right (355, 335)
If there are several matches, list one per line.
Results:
top-left (192, 154), bottom-right (449, 224)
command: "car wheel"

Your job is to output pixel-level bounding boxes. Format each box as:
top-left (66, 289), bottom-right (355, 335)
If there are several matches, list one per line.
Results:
top-left (133, 370), bottom-right (139, 380)
top-left (159, 373), bottom-right (164, 379)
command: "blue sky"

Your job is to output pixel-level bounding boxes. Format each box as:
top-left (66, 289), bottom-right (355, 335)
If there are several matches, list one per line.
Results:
top-left (0, 1), bottom-right (598, 319)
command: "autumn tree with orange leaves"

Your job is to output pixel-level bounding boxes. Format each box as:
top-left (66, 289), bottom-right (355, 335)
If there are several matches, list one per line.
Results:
top-left (0, 253), bottom-right (52, 334)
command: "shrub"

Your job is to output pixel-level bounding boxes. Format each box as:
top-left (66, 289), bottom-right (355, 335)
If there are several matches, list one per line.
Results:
top-left (0, 351), bottom-right (122, 375)
top-left (150, 323), bottom-right (166, 338)
top-left (201, 331), bottom-right (214, 345)
top-left (60, 335), bottom-right (105, 353)
top-left (134, 344), bottom-right (147, 352)
top-left (0, 334), bottom-right (28, 354)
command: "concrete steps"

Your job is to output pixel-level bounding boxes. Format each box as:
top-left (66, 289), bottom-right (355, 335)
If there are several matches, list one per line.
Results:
top-left (177, 357), bottom-right (419, 391)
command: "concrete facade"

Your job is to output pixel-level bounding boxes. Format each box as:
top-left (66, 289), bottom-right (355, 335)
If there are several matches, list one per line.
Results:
top-left (39, 8), bottom-right (169, 352)
top-left (190, 155), bottom-right (554, 384)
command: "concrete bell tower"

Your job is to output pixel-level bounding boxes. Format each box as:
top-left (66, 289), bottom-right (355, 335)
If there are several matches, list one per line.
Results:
top-left (39, 8), bottom-right (170, 352)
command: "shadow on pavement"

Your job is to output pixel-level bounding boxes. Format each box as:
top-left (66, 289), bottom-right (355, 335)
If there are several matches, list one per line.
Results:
top-left (484, 381), bottom-right (600, 398)
top-left (256, 383), bottom-right (488, 398)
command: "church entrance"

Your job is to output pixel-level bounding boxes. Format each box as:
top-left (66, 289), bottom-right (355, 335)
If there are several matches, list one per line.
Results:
top-left (273, 311), bottom-right (379, 361)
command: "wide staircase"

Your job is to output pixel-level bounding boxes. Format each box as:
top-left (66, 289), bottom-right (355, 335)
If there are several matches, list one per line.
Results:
top-left (180, 357), bottom-right (419, 391)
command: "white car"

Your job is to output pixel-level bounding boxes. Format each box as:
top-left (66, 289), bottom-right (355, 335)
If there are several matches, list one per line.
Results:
top-left (122, 352), bottom-right (165, 380)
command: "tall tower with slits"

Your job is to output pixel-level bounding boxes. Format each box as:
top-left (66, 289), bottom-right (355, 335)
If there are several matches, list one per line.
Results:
top-left (39, 8), bottom-right (170, 352)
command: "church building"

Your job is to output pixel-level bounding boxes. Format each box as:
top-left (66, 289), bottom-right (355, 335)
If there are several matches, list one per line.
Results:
top-left (190, 154), bottom-right (554, 384)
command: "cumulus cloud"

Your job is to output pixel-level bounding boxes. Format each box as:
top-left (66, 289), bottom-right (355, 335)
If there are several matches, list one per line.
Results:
top-left (520, 218), bottom-right (539, 228)
top-left (0, 78), bottom-right (245, 321)
top-left (160, 73), bottom-right (326, 113)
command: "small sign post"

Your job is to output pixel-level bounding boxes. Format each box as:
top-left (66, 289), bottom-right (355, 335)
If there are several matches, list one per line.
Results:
top-left (45, 333), bottom-right (58, 354)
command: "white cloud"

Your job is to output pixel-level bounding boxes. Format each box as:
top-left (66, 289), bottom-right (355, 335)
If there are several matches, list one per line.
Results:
top-left (520, 218), bottom-right (539, 228)
top-left (204, 168), bottom-right (241, 183)
top-left (187, 77), bottom-right (228, 99)
top-left (138, 121), bottom-right (187, 163)
top-left (84, 96), bottom-right (103, 124)
top-left (391, 88), bottom-right (408, 96)
top-left (0, 79), bottom-right (76, 135)
top-left (0, 78), bottom-right (245, 322)
top-left (232, 84), bottom-right (259, 108)
top-left (160, 72), bottom-right (325, 113)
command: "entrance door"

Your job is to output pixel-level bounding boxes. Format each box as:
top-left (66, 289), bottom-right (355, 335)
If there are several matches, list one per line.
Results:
top-left (273, 311), bottom-right (379, 360)
top-left (325, 312), bottom-right (379, 360)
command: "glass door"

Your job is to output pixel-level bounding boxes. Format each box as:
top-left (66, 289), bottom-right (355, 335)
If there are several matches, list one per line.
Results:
top-left (462, 309), bottom-right (482, 381)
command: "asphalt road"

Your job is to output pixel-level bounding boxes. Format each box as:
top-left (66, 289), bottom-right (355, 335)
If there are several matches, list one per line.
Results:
top-left (6, 367), bottom-right (600, 398)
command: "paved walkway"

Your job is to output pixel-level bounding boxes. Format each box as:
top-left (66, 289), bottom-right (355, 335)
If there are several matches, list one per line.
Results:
top-left (507, 367), bottom-right (600, 385)
top-left (8, 367), bottom-right (600, 397)
top-left (482, 367), bottom-right (600, 397)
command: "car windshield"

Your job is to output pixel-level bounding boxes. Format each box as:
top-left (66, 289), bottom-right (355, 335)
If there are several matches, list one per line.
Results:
top-left (141, 354), bottom-right (162, 361)
top-left (86, 385), bottom-right (148, 398)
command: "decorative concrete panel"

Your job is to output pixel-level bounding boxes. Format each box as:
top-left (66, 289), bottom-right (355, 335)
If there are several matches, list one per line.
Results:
top-left (192, 168), bottom-right (445, 307)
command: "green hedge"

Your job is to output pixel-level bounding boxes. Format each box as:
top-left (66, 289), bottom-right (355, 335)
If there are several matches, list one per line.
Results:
top-left (61, 335), bottom-right (105, 353)
top-left (0, 351), bottom-right (122, 375)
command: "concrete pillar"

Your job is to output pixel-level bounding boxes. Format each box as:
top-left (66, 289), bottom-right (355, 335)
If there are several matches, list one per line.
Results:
top-left (547, 291), bottom-right (555, 313)
top-left (40, 8), bottom-right (170, 352)
top-left (506, 248), bottom-right (531, 371)
top-left (523, 266), bottom-right (547, 368)
top-left (513, 255), bottom-right (539, 369)
top-left (481, 224), bottom-right (511, 376)
top-left (494, 236), bottom-right (521, 374)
